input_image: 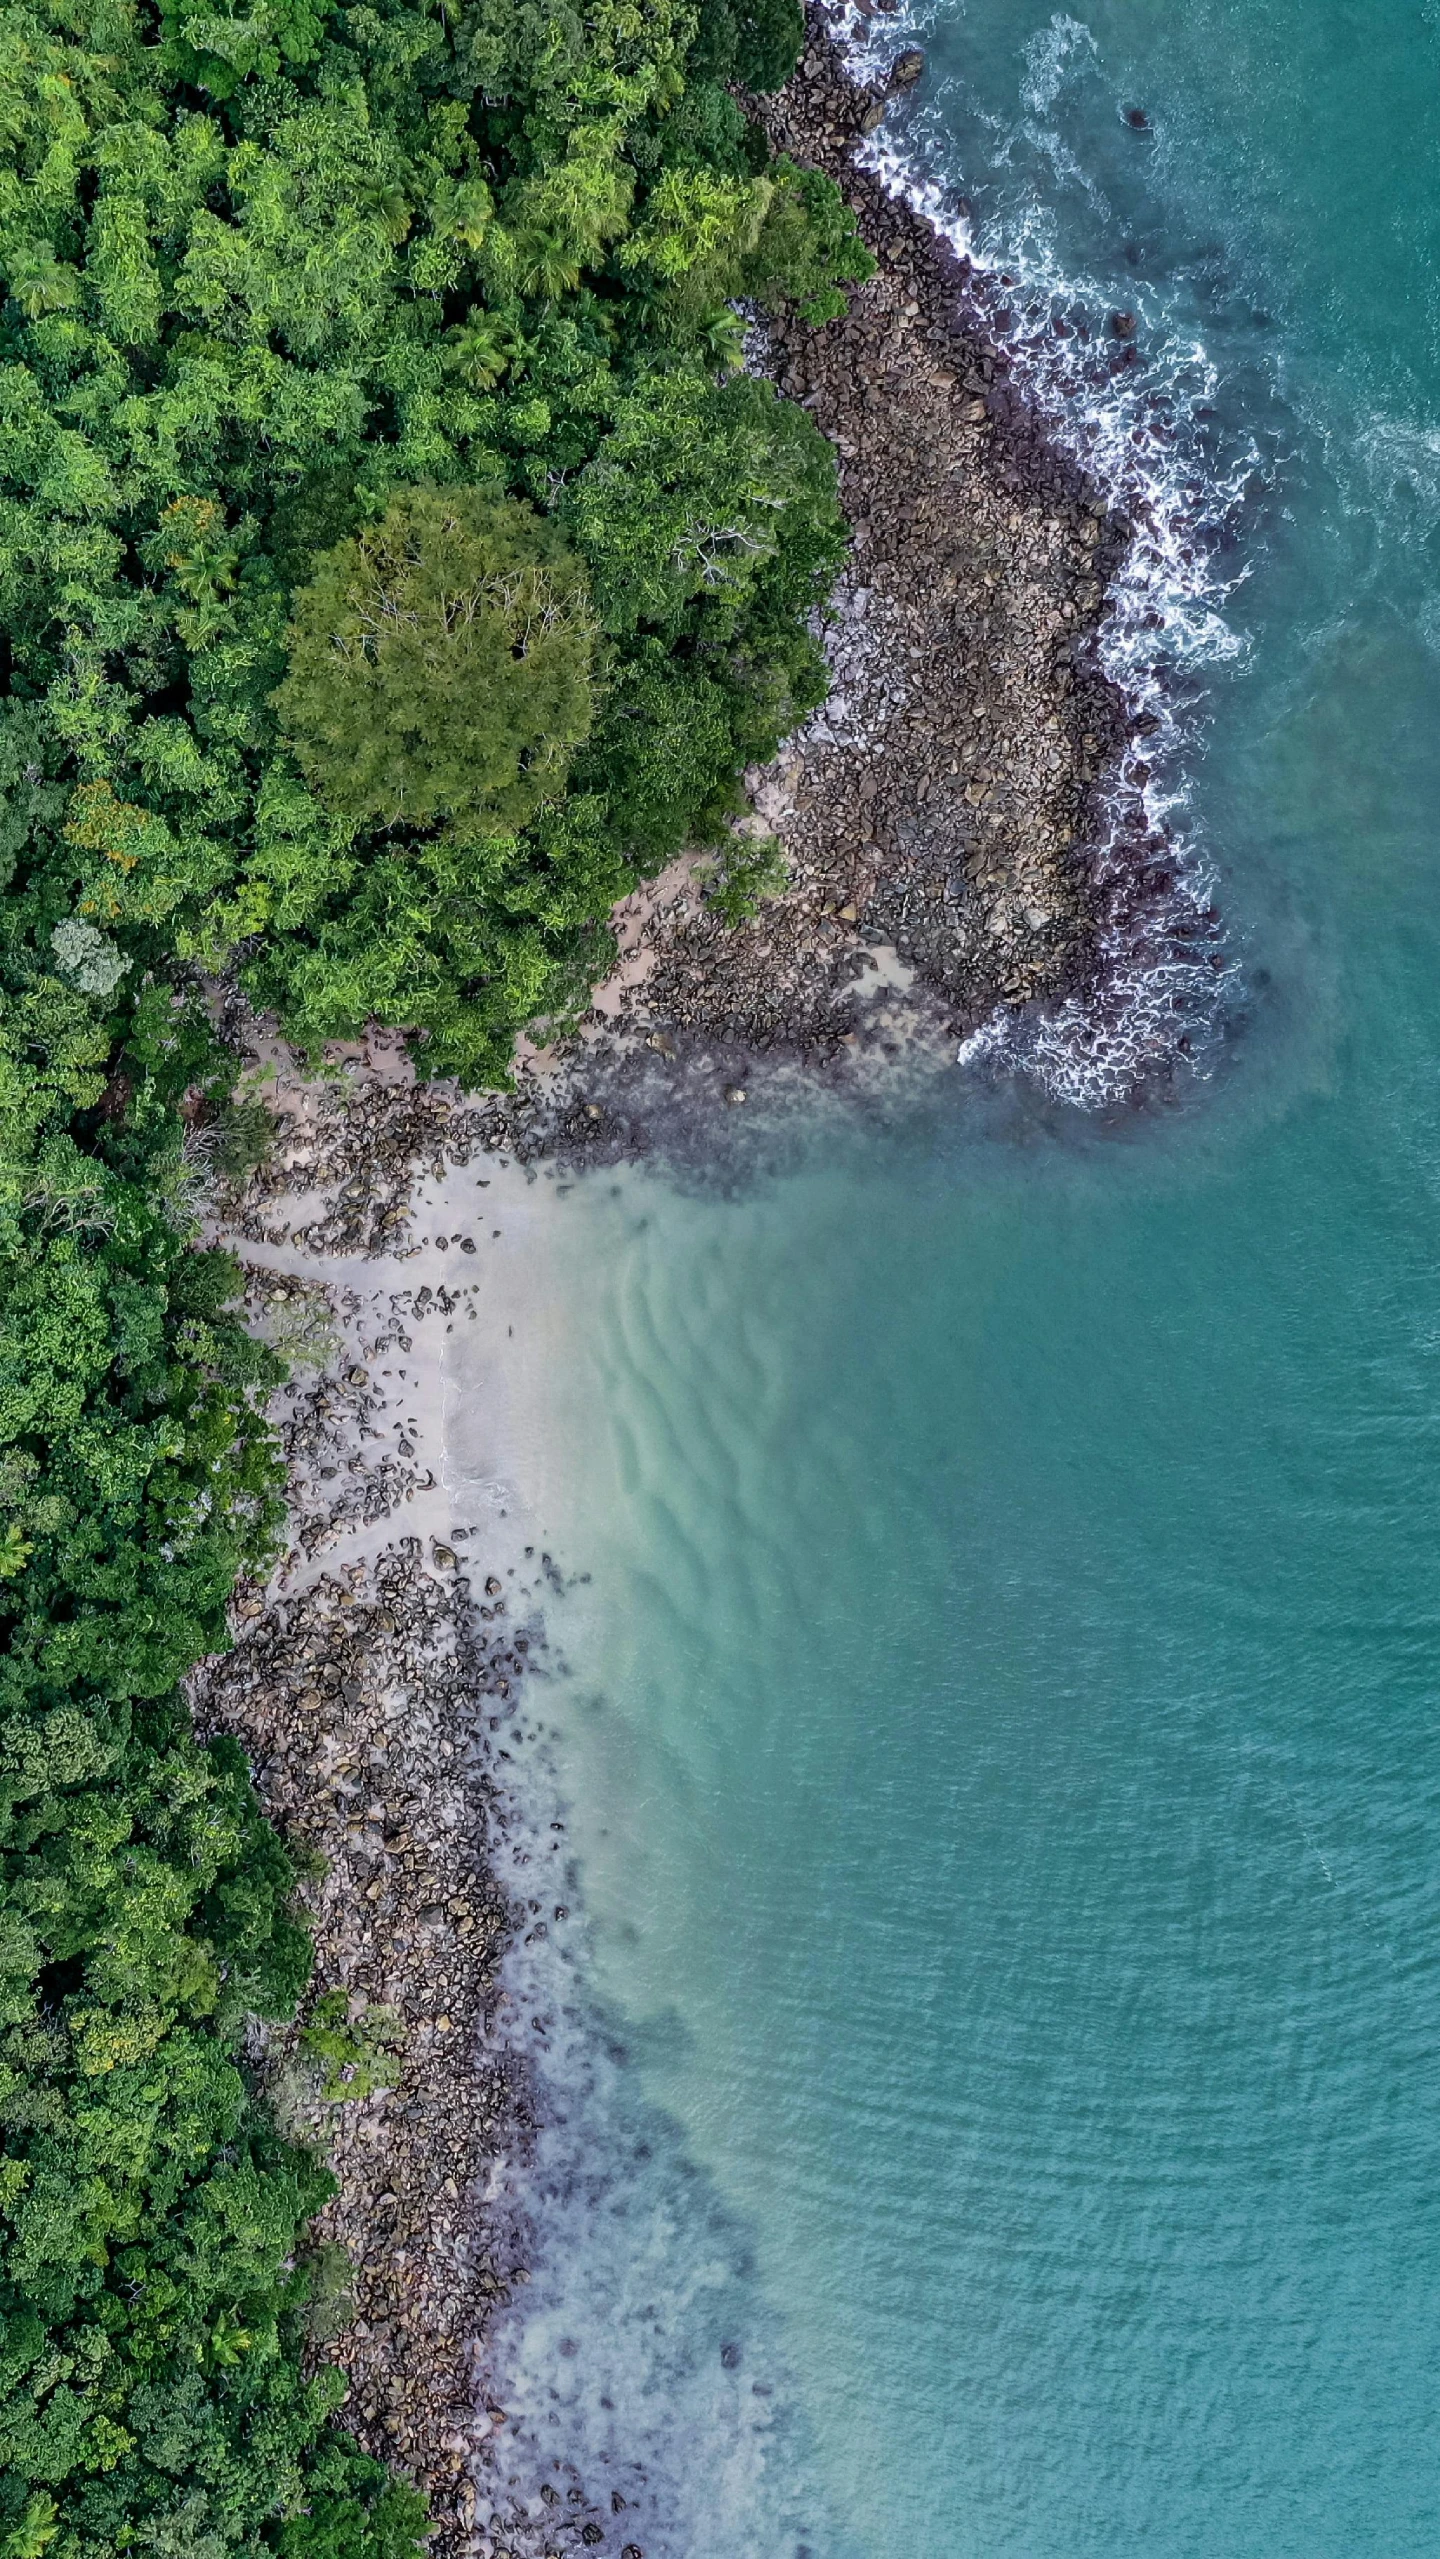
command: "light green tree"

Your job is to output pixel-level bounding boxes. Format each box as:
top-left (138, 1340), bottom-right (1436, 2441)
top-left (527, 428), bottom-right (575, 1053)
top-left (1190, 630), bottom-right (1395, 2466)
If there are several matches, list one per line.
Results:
top-left (619, 166), bottom-right (772, 322)
top-left (503, 119), bottom-right (634, 300)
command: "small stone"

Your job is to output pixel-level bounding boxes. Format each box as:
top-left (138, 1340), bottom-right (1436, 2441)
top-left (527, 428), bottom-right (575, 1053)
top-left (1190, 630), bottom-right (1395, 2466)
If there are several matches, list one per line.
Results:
top-left (433, 1544), bottom-right (457, 1569)
top-left (891, 45), bottom-right (925, 84)
top-left (724, 1087), bottom-right (747, 1105)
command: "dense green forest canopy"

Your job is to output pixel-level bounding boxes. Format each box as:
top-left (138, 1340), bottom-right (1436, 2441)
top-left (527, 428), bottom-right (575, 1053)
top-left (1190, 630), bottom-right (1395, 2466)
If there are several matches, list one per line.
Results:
top-left (0, 0), bottom-right (869, 2546)
top-left (0, 0), bottom-right (865, 1079)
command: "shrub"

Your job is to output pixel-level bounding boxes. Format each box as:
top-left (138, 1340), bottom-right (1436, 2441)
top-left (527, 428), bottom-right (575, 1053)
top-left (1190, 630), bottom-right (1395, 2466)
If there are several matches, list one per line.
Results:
top-left (704, 831), bottom-right (789, 922)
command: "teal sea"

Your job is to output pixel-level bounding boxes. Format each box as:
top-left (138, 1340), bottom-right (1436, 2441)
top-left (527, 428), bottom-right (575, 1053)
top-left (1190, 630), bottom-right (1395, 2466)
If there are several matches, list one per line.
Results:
top-left (460, 5), bottom-right (1440, 2551)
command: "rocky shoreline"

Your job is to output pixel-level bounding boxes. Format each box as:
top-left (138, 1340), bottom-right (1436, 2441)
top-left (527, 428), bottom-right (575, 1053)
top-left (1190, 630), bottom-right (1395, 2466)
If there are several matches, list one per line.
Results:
top-left (552, 8), bottom-right (1136, 1120)
top-left (193, 25), bottom-right (1173, 2553)
top-left (194, 1552), bottom-right (524, 2538)
top-left (198, 1058), bottom-right (632, 2559)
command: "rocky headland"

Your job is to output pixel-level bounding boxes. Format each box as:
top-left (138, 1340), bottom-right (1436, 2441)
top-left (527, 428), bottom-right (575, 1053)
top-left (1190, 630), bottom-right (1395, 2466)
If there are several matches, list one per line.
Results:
top-left (559, 8), bottom-right (1135, 1113)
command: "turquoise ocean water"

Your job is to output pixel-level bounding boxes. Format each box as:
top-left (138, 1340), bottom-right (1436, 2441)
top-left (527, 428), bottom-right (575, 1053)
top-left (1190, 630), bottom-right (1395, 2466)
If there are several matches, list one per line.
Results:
top-left (460, 7), bottom-right (1440, 2551)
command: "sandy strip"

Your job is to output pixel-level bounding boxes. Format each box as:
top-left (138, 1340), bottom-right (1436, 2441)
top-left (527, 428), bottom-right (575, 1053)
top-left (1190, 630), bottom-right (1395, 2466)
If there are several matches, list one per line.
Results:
top-left (195, 1053), bottom-right (617, 2559)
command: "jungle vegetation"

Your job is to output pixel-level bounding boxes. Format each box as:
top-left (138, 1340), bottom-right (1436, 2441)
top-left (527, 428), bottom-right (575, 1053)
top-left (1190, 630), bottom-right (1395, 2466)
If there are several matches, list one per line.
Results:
top-left (0, 0), bottom-right (869, 2541)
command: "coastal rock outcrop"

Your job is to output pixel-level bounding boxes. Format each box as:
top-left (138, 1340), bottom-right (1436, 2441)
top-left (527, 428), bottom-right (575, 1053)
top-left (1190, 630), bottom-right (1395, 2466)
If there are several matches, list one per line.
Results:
top-left (571, 11), bottom-right (1130, 1094)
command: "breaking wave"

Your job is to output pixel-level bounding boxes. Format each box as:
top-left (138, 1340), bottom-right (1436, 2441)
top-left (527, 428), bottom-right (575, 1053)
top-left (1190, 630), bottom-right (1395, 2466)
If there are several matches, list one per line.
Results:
top-left (827, 2), bottom-right (1260, 1106)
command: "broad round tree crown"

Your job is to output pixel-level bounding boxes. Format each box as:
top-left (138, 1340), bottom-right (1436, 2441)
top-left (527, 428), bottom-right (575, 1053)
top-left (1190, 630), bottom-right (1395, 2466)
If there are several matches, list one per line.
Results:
top-left (273, 486), bottom-right (597, 834)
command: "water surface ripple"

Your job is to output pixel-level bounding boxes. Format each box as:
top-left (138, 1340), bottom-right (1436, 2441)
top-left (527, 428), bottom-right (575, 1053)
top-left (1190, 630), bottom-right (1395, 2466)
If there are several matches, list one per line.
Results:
top-left (458, 4), bottom-right (1440, 2550)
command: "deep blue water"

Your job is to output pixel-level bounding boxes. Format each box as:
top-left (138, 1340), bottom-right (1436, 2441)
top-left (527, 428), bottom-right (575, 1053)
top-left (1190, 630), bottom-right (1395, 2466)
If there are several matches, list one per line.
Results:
top-left (456, 6), bottom-right (1440, 2551)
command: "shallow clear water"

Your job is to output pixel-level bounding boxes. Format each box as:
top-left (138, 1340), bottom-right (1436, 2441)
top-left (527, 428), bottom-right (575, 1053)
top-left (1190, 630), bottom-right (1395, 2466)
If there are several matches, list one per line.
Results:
top-left (456, 7), bottom-right (1440, 2551)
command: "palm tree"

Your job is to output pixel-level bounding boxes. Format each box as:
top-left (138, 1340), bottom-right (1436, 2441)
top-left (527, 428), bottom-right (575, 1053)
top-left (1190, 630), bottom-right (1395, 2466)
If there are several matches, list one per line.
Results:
top-left (514, 225), bottom-right (583, 302)
top-left (442, 310), bottom-right (522, 390)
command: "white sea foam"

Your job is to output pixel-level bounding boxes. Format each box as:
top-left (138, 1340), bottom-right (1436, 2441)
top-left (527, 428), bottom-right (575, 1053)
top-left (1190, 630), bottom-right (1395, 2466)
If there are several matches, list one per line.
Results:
top-left (820, 1), bottom-right (1257, 1105)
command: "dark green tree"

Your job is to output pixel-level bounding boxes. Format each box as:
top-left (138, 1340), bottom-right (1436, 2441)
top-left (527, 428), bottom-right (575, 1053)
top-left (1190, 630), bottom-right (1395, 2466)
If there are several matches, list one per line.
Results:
top-left (272, 488), bottom-right (599, 835)
top-left (688, 0), bottom-right (805, 91)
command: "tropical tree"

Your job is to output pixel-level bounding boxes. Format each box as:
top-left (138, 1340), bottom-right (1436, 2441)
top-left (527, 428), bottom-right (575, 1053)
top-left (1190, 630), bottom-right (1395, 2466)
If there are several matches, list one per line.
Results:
top-left (273, 487), bottom-right (599, 833)
top-left (564, 366), bottom-right (845, 638)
